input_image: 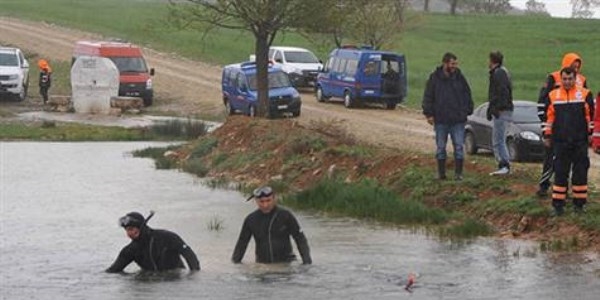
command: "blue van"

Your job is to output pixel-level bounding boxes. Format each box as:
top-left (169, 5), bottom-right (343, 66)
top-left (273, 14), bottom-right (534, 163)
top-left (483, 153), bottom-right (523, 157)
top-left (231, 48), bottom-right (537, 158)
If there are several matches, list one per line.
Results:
top-left (315, 46), bottom-right (407, 109)
top-left (222, 61), bottom-right (301, 117)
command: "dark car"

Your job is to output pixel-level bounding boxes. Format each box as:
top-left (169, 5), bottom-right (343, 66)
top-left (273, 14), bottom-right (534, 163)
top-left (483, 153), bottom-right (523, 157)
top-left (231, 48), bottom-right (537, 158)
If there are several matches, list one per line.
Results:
top-left (465, 100), bottom-right (544, 162)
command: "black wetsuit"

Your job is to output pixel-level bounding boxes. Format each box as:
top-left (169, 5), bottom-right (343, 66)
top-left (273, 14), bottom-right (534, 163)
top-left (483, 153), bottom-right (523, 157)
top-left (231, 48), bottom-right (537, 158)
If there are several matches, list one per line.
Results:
top-left (106, 227), bottom-right (200, 273)
top-left (232, 206), bottom-right (311, 264)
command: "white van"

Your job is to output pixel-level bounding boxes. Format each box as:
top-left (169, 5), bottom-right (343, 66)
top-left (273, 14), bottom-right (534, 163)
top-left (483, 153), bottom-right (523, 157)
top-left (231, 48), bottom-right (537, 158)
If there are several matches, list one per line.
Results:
top-left (0, 47), bottom-right (29, 101)
top-left (268, 46), bottom-right (322, 88)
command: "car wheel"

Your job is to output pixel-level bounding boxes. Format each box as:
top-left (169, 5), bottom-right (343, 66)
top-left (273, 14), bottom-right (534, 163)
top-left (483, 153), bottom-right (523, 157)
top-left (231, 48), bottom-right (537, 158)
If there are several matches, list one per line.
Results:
top-left (343, 91), bottom-right (353, 108)
top-left (224, 99), bottom-right (234, 115)
top-left (143, 97), bottom-right (153, 107)
top-left (385, 101), bottom-right (396, 110)
top-left (465, 131), bottom-right (478, 155)
top-left (316, 86), bottom-right (326, 102)
top-left (507, 139), bottom-right (520, 162)
top-left (248, 105), bottom-right (257, 117)
top-left (292, 110), bottom-right (301, 117)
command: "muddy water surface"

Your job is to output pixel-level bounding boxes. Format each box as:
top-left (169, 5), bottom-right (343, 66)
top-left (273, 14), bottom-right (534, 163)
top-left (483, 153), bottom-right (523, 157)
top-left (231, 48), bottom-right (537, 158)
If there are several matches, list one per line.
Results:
top-left (1, 142), bottom-right (600, 299)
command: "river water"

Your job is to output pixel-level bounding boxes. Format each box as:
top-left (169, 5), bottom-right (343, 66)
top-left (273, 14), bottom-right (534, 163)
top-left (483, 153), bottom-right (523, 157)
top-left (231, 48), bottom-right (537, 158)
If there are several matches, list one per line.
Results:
top-left (1, 142), bottom-right (600, 300)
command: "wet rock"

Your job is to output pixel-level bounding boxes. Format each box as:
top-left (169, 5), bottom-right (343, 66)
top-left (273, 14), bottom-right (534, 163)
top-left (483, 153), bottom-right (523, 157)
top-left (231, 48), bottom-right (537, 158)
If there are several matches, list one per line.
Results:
top-left (517, 216), bottom-right (531, 233)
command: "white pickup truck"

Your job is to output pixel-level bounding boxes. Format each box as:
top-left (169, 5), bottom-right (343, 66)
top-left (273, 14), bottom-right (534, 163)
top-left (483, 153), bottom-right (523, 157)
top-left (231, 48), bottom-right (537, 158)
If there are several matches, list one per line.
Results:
top-left (268, 46), bottom-right (322, 88)
top-left (0, 47), bottom-right (29, 101)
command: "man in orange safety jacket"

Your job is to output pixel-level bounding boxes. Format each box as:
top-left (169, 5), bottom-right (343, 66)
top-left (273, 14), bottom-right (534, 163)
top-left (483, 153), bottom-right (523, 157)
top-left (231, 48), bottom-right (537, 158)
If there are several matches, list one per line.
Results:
top-left (543, 67), bottom-right (594, 216)
top-left (536, 53), bottom-right (588, 197)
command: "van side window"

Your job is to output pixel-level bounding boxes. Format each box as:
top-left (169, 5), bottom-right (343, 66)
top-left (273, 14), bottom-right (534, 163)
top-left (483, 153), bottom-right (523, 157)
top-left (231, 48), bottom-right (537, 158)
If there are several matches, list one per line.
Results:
top-left (364, 61), bottom-right (379, 76)
top-left (236, 73), bottom-right (246, 90)
top-left (327, 57), bottom-right (340, 72)
top-left (268, 49), bottom-right (275, 58)
top-left (381, 60), bottom-right (400, 75)
top-left (228, 70), bottom-right (236, 86)
top-left (334, 58), bottom-right (347, 73)
top-left (274, 51), bottom-right (283, 63)
top-left (345, 59), bottom-right (358, 76)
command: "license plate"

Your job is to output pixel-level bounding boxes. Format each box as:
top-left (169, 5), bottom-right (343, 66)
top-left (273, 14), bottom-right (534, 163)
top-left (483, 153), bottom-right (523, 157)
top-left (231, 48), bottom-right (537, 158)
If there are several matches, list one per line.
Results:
top-left (277, 105), bottom-right (288, 110)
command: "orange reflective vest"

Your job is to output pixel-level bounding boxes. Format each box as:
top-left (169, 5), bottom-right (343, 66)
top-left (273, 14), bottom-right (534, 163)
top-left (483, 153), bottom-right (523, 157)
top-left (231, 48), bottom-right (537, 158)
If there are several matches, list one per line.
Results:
top-left (545, 86), bottom-right (592, 142)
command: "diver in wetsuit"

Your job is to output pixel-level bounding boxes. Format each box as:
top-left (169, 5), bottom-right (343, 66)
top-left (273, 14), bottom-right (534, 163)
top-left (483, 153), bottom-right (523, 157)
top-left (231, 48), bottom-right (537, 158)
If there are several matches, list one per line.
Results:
top-left (106, 211), bottom-right (200, 273)
top-left (232, 186), bottom-right (312, 264)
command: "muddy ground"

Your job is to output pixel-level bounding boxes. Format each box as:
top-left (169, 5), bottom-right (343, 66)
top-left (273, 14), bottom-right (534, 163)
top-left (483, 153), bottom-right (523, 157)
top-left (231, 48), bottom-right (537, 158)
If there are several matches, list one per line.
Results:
top-left (0, 16), bottom-right (597, 179)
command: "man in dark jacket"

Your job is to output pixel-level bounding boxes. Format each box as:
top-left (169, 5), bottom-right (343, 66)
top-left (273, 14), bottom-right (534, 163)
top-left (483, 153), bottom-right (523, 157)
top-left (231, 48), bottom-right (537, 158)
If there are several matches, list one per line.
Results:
top-left (422, 52), bottom-right (474, 180)
top-left (487, 51), bottom-right (514, 176)
top-left (106, 211), bottom-right (200, 273)
top-left (232, 186), bottom-right (312, 264)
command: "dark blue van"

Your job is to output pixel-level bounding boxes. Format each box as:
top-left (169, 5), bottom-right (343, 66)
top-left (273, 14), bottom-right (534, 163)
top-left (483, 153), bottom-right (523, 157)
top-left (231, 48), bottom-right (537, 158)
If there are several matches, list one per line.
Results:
top-left (222, 61), bottom-right (301, 117)
top-left (315, 46), bottom-right (407, 109)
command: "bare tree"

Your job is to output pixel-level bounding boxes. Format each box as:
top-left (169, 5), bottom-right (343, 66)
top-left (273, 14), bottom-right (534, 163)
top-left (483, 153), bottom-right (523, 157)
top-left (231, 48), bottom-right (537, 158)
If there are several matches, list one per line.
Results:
top-left (525, 0), bottom-right (550, 16)
top-left (168, 0), bottom-right (320, 118)
top-left (300, 0), bottom-right (416, 50)
top-left (461, 0), bottom-right (512, 14)
top-left (448, 0), bottom-right (460, 15)
top-left (571, 0), bottom-right (600, 18)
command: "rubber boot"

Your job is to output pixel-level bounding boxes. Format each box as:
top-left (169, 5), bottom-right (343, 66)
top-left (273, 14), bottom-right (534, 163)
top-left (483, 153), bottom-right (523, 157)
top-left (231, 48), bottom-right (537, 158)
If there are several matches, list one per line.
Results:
top-left (573, 198), bottom-right (586, 214)
top-left (552, 199), bottom-right (565, 216)
top-left (437, 159), bottom-right (446, 180)
top-left (454, 159), bottom-right (464, 181)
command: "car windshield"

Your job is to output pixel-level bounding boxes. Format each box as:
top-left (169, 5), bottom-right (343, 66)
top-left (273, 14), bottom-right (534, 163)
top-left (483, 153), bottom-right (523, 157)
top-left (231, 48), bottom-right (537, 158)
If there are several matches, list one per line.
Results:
top-left (283, 51), bottom-right (319, 63)
top-left (513, 105), bottom-right (540, 123)
top-left (108, 57), bottom-right (148, 73)
top-left (0, 53), bottom-right (19, 67)
top-left (247, 71), bottom-right (292, 90)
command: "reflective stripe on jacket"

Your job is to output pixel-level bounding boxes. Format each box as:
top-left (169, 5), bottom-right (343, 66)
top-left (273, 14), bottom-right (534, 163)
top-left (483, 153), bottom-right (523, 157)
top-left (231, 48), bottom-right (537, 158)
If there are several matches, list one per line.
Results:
top-left (544, 86), bottom-right (593, 142)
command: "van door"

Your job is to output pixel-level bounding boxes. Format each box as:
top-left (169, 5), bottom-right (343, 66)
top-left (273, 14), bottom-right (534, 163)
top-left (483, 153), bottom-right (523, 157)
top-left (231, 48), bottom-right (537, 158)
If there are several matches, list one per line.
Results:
top-left (331, 57), bottom-right (348, 98)
top-left (318, 57), bottom-right (336, 97)
top-left (232, 72), bottom-right (249, 111)
top-left (359, 54), bottom-right (382, 98)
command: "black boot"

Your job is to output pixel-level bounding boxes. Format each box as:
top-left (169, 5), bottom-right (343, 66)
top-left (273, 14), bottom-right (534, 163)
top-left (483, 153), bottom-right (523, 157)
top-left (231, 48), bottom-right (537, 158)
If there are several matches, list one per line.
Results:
top-left (437, 159), bottom-right (446, 180)
top-left (454, 159), bottom-right (464, 181)
top-left (552, 200), bottom-right (565, 216)
top-left (573, 198), bottom-right (587, 214)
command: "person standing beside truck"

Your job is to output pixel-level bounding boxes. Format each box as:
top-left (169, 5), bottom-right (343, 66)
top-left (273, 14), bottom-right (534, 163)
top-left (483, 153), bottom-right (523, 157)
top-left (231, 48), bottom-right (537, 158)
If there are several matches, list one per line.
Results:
top-left (422, 52), bottom-right (474, 181)
top-left (38, 59), bottom-right (51, 104)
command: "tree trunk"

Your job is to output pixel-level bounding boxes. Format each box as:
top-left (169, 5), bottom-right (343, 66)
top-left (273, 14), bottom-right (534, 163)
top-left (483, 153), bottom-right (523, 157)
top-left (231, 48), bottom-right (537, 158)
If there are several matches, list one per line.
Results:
top-left (424, 0), bottom-right (430, 11)
top-left (450, 0), bottom-right (458, 15)
top-left (255, 26), bottom-right (270, 118)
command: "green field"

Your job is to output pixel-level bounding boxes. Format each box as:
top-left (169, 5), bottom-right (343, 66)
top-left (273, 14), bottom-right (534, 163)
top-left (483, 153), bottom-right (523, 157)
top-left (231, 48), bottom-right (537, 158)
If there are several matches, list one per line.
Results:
top-left (2, 0), bottom-right (600, 107)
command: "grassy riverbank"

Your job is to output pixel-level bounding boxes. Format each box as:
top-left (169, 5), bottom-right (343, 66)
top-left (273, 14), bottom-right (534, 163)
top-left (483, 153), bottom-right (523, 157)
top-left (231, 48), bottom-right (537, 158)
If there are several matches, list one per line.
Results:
top-left (0, 118), bottom-right (209, 141)
top-left (2, 0), bottom-right (600, 108)
top-left (133, 116), bottom-right (599, 250)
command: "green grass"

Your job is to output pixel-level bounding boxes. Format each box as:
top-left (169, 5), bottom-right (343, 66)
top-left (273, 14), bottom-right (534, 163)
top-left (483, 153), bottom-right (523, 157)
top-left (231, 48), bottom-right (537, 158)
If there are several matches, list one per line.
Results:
top-left (283, 178), bottom-right (449, 225)
top-left (3, 1), bottom-right (600, 109)
top-left (0, 122), bottom-right (151, 141)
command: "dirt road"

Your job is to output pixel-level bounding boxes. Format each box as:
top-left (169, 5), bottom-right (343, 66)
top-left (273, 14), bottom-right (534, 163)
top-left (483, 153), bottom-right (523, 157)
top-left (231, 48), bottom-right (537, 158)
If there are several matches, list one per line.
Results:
top-left (1, 17), bottom-right (598, 179)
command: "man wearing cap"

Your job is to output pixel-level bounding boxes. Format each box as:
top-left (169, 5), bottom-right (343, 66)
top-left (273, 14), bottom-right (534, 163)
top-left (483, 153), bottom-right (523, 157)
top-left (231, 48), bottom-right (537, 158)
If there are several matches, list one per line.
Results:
top-left (106, 211), bottom-right (200, 273)
top-left (232, 186), bottom-right (312, 264)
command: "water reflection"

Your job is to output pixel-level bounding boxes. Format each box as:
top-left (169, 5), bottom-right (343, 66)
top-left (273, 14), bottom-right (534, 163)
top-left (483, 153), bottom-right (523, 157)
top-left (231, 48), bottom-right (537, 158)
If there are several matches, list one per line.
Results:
top-left (1, 142), bottom-right (600, 300)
